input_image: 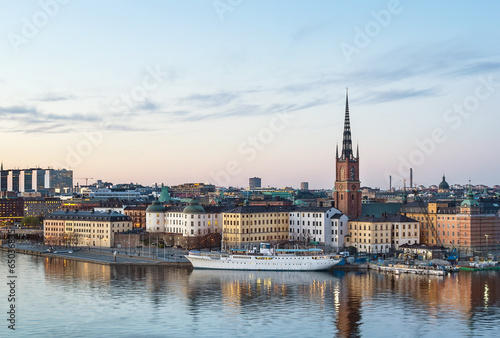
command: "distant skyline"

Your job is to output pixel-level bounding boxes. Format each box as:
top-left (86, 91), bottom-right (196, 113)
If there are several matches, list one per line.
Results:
top-left (1, 1), bottom-right (500, 189)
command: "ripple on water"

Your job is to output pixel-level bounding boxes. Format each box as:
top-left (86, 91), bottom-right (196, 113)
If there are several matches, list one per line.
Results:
top-left (3, 253), bottom-right (500, 337)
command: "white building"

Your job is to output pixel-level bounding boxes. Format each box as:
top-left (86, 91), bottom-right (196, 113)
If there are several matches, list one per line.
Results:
top-left (146, 199), bottom-right (223, 237)
top-left (146, 200), bottom-right (167, 232)
top-left (289, 206), bottom-right (348, 250)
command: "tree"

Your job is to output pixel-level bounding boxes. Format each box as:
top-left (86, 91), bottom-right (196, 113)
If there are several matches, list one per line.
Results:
top-left (21, 217), bottom-right (41, 227)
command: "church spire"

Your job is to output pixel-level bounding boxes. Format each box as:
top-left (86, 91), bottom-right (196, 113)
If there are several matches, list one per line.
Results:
top-left (336, 142), bottom-right (339, 159)
top-left (341, 87), bottom-right (354, 161)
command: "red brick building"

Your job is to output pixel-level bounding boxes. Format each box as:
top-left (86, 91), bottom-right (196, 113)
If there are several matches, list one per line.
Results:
top-left (333, 90), bottom-right (362, 219)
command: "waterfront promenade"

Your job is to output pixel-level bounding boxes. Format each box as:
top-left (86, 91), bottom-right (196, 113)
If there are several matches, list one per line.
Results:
top-left (1, 242), bottom-right (191, 267)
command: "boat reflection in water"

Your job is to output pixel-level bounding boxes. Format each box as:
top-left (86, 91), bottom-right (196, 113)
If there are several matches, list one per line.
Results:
top-left (17, 252), bottom-right (499, 337)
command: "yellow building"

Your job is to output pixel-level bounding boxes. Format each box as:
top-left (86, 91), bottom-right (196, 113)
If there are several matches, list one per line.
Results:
top-left (400, 202), bottom-right (450, 246)
top-left (44, 210), bottom-right (133, 248)
top-left (348, 214), bottom-right (419, 253)
top-left (222, 206), bottom-right (291, 249)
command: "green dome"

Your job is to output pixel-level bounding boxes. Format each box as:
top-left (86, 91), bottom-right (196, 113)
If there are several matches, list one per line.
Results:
top-left (461, 188), bottom-right (479, 208)
top-left (146, 200), bottom-right (166, 213)
top-left (158, 186), bottom-right (171, 203)
top-left (183, 199), bottom-right (205, 214)
top-left (293, 199), bottom-right (309, 206)
top-left (439, 175), bottom-right (450, 190)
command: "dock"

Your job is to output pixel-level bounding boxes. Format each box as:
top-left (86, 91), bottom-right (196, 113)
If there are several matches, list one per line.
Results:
top-left (1, 245), bottom-right (192, 267)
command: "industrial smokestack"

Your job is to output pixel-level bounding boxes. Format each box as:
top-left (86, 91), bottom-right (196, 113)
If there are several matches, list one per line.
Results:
top-left (410, 168), bottom-right (413, 189)
top-left (389, 175), bottom-right (392, 192)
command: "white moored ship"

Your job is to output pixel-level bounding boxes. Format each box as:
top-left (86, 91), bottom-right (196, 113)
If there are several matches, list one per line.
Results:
top-left (185, 243), bottom-right (342, 271)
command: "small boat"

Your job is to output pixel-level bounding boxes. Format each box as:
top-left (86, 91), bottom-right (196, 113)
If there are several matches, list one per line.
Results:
top-left (185, 243), bottom-right (342, 271)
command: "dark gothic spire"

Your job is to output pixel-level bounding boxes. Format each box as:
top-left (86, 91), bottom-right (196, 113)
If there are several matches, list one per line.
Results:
top-left (341, 88), bottom-right (354, 161)
top-left (336, 142), bottom-right (339, 159)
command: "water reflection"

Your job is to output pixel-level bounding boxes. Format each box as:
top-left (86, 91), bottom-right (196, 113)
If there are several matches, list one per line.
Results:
top-left (7, 252), bottom-right (500, 337)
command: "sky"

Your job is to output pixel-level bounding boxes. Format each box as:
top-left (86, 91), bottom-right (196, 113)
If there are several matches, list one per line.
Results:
top-left (1, 0), bottom-right (499, 190)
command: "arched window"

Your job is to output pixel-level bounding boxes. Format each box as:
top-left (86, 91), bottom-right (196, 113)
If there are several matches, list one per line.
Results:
top-left (350, 167), bottom-right (356, 181)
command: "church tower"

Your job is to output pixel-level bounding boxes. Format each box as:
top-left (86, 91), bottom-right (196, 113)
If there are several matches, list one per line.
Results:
top-left (334, 89), bottom-right (362, 219)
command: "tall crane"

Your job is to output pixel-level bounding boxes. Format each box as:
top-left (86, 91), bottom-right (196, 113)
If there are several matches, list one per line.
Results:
top-left (75, 178), bottom-right (93, 186)
top-left (413, 190), bottom-right (443, 247)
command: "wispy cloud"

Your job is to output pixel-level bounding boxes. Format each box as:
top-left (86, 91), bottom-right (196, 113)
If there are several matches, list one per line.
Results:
top-left (0, 105), bottom-right (39, 116)
top-left (0, 104), bottom-right (102, 134)
top-left (178, 92), bottom-right (238, 108)
top-left (360, 87), bottom-right (441, 104)
top-left (449, 61), bottom-right (500, 77)
top-left (31, 93), bottom-right (76, 102)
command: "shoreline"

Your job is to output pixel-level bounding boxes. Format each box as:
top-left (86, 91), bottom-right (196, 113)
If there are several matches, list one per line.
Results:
top-left (0, 245), bottom-right (193, 268)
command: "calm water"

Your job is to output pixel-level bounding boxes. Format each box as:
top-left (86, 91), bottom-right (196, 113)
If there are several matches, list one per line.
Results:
top-left (2, 251), bottom-right (499, 337)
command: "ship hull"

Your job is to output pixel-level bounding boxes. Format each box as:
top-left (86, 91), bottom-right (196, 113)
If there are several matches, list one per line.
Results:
top-left (185, 253), bottom-right (341, 271)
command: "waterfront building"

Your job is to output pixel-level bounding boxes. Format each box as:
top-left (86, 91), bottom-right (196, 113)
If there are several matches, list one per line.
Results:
top-left (146, 199), bottom-right (224, 237)
top-left (222, 205), bottom-right (291, 249)
top-left (400, 201), bottom-right (448, 246)
top-left (249, 177), bottom-right (262, 189)
top-left (333, 90), bottom-right (362, 219)
top-left (146, 200), bottom-right (167, 232)
top-left (439, 189), bottom-right (499, 255)
top-left (300, 182), bottom-right (309, 191)
top-left (400, 188), bottom-right (500, 255)
top-left (43, 210), bottom-right (133, 247)
top-left (347, 214), bottom-right (419, 253)
top-left (0, 168), bottom-right (73, 194)
top-left (289, 206), bottom-right (348, 250)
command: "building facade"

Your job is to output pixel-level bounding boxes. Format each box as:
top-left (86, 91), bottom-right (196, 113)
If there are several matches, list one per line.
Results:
top-left (23, 197), bottom-right (62, 218)
top-left (146, 199), bottom-right (224, 237)
top-left (0, 198), bottom-right (24, 225)
top-left (333, 90), bottom-right (362, 219)
top-left (43, 210), bottom-right (133, 248)
top-left (123, 205), bottom-right (147, 229)
top-left (288, 206), bottom-right (348, 250)
top-left (249, 177), bottom-right (262, 189)
top-left (168, 183), bottom-right (216, 197)
top-left (347, 214), bottom-right (419, 254)
top-left (0, 168), bottom-right (73, 193)
top-left (434, 189), bottom-right (499, 255)
top-left (222, 206), bottom-right (291, 249)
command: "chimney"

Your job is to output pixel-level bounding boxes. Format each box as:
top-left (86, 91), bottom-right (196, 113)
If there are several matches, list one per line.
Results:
top-left (410, 168), bottom-right (413, 189)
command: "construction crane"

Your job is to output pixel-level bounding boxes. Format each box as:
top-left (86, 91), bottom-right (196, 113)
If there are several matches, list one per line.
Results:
top-left (412, 190), bottom-right (460, 262)
top-left (75, 178), bottom-right (93, 186)
top-left (413, 189), bottom-right (443, 248)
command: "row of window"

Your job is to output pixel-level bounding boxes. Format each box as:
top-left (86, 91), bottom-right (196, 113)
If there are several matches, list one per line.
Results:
top-left (226, 235), bottom-right (286, 242)
top-left (224, 227), bottom-right (286, 234)
top-left (289, 220), bottom-right (323, 226)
